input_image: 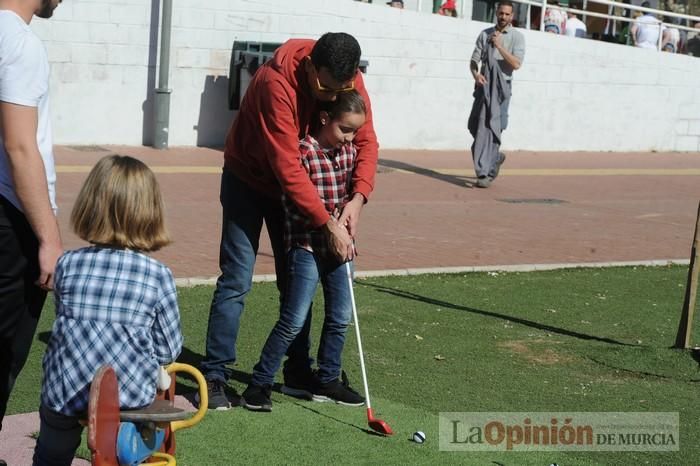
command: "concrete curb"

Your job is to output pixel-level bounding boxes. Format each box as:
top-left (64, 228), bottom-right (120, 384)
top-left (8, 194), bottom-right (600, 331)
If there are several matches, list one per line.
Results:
top-left (174, 258), bottom-right (690, 287)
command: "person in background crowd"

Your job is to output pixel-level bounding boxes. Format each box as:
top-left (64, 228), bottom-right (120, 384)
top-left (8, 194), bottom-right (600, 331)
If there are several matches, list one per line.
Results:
top-left (543, 0), bottom-right (567, 34)
top-left (661, 16), bottom-right (680, 53)
top-left (438, 0), bottom-right (458, 17)
top-left (630, 2), bottom-right (662, 49)
top-left (686, 22), bottom-right (700, 56)
top-left (565, 5), bottom-right (587, 37)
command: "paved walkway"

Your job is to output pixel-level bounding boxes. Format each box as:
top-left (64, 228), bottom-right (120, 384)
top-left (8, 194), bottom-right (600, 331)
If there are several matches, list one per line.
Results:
top-left (54, 145), bottom-right (700, 280)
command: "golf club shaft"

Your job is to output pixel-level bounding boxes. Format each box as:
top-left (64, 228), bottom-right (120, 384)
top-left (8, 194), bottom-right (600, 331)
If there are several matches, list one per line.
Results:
top-left (346, 261), bottom-right (372, 410)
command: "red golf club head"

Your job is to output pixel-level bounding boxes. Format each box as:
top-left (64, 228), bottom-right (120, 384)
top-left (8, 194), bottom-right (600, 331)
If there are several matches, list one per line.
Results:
top-left (367, 408), bottom-right (393, 436)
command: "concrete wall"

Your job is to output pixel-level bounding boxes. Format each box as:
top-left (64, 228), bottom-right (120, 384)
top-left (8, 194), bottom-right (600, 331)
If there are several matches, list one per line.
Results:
top-left (31, 0), bottom-right (700, 151)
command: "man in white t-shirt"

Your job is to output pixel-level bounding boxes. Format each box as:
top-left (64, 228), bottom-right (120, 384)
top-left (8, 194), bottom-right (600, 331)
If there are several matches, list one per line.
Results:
top-left (565, 9), bottom-right (587, 38)
top-left (661, 18), bottom-right (680, 53)
top-left (631, 2), bottom-right (663, 49)
top-left (0, 0), bottom-right (63, 454)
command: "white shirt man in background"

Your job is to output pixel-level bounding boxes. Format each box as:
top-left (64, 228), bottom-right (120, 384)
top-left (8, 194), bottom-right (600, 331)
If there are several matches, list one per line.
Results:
top-left (565, 9), bottom-right (587, 37)
top-left (0, 1), bottom-right (63, 458)
top-left (631, 1), bottom-right (663, 49)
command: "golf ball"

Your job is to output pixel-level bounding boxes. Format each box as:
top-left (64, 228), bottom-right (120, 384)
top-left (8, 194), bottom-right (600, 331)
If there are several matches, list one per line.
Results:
top-left (413, 431), bottom-right (426, 444)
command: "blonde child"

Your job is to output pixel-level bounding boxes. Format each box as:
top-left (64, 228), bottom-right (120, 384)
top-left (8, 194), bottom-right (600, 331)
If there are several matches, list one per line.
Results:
top-left (33, 155), bottom-right (182, 466)
top-left (241, 90), bottom-right (367, 411)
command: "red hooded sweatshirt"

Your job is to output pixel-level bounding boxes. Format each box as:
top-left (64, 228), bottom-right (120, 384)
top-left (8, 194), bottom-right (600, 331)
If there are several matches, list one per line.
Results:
top-left (223, 39), bottom-right (379, 228)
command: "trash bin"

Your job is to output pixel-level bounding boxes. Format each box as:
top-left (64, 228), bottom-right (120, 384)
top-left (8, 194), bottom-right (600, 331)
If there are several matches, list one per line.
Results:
top-left (228, 41), bottom-right (369, 110)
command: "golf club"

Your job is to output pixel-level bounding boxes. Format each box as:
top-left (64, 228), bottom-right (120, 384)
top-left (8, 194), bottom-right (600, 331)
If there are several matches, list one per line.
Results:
top-left (345, 261), bottom-right (393, 436)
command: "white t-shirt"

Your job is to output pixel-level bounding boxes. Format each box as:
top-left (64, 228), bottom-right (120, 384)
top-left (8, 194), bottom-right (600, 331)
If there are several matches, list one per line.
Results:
top-left (0, 9), bottom-right (56, 213)
top-left (634, 14), bottom-right (663, 49)
top-left (565, 17), bottom-right (587, 37)
top-left (663, 27), bottom-right (680, 51)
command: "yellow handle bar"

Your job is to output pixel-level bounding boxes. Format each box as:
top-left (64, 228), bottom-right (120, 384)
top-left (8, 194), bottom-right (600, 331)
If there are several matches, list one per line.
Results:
top-left (165, 362), bottom-right (208, 432)
top-left (146, 452), bottom-right (176, 465)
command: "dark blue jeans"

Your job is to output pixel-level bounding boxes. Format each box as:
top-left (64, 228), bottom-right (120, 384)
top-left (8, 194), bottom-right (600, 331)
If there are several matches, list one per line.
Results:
top-left (252, 248), bottom-right (352, 386)
top-left (200, 170), bottom-right (312, 382)
top-left (32, 405), bottom-right (82, 466)
top-left (0, 196), bottom-right (46, 431)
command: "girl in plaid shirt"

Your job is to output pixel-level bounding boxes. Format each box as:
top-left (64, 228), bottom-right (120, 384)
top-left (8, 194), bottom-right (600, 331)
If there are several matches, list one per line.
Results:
top-left (33, 155), bottom-right (182, 466)
top-left (241, 91), bottom-right (368, 411)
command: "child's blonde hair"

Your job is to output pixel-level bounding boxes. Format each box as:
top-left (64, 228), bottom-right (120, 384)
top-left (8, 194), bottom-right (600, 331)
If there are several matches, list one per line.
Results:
top-left (71, 154), bottom-right (171, 252)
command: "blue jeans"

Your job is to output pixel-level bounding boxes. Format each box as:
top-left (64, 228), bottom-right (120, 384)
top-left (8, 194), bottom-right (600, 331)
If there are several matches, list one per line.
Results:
top-left (252, 248), bottom-right (352, 386)
top-left (200, 170), bottom-right (312, 382)
top-left (0, 196), bottom-right (46, 431)
top-left (32, 405), bottom-right (82, 466)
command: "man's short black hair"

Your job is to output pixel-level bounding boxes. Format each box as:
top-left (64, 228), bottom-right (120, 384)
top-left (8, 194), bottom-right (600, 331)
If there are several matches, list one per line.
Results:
top-left (498, 0), bottom-right (514, 9)
top-left (310, 32), bottom-right (361, 82)
top-left (641, 1), bottom-right (650, 7)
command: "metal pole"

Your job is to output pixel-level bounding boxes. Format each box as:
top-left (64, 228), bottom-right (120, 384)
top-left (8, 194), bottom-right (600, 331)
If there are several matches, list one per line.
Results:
top-left (153, 0), bottom-right (173, 149)
top-left (540, 0), bottom-right (547, 31)
top-left (527, 3), bottom-right (532, 28)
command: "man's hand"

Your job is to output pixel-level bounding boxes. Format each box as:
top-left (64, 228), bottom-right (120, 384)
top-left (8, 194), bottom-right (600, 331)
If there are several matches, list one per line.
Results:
top-left (475, 74), bottom-right (487, 86)
top-left (0, 102), bottom-right (63, 290)
top-left (37, 233), bottom-right (62, 290)
top-left (324, 216), bottom-right (354, 262)
top-left (338, 193), bottom-right (365, 238)
top-left (490, 31), bottom-right (503, 48)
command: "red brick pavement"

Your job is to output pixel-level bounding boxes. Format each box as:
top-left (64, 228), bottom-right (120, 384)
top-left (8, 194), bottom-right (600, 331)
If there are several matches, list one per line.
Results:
top-left (54, 146), bottom-right (700, 279)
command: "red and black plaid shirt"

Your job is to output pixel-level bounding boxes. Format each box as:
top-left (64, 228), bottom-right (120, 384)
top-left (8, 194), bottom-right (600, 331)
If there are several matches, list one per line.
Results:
top-left (283, 135), bottom-right (356, 258)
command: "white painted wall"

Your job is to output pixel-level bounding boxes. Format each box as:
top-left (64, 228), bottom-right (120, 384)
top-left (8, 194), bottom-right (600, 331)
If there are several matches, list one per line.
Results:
top-left (30, 0), bottom-right (700, 151)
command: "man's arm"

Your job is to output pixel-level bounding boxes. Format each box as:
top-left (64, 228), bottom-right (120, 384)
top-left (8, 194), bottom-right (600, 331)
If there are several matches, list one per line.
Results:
top-left (470, 32), bottom-right (487, 85)
top-left (339, 71), bottom-right (377, 239)
top-left (260, 82), bottom-right (353, 261)
top-left (630, 22), bottom-right (639, 45)
top-left (491, 31), bottom-right (522, 70)
top-left (0, 102), bottom-right (62, 290)
top-left (470, 60), bottom-right (487, 86)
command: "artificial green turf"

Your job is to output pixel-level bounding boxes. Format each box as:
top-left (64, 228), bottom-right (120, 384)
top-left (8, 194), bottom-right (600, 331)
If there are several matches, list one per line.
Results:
top-left (8, 266), bottom-right (699, 465)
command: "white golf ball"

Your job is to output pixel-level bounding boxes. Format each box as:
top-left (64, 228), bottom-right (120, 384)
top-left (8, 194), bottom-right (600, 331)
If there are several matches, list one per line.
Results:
top-left (413, 431), bottom-right (426, 444)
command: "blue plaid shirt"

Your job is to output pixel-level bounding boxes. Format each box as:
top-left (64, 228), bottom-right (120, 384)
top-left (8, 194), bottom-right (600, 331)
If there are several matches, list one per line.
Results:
top-left (41, 246), bottom-right (183, 416)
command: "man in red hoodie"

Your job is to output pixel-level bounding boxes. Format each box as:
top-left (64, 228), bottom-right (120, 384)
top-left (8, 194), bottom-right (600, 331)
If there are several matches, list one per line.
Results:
top-left (200, 33), bottom-right (378, 409)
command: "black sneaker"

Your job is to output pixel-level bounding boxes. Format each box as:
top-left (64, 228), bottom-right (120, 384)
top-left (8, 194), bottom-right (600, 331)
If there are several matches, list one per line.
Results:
top-left (198, 378), bottom-right (235, 410)
top-left (241, 384), bottom-right (272, 412)
top-left (312, 372), bottom-right (365, 406)
top-left (281, 368), bottom-right (316, 400)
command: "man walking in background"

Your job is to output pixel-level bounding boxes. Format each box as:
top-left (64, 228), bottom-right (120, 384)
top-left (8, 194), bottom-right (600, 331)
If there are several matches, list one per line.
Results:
top-left (0, 1), bottom-right (63, 464)
top-left (468, 0), bottom-right (525, 188)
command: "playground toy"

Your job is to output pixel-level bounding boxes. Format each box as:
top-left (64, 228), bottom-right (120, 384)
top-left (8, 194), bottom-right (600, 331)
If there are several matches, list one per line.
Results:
top-left (87, 362), bottom-right (208, 466)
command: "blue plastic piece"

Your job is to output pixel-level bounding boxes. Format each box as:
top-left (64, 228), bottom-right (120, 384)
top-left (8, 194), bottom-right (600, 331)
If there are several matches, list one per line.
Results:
top-left (116, 422), bottom-right (166, 466)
